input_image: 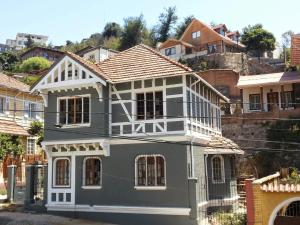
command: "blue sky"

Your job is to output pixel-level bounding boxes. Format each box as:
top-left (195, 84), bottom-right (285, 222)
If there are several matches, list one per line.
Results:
top-left (1, 0), bottom-right (299, 46)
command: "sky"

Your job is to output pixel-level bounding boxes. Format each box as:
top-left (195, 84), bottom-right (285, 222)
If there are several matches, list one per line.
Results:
top-left (1, 0), bottom-right (299, 46)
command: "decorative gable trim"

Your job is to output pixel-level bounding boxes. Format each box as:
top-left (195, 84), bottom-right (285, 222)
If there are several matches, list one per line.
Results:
top-left (31, 55), bottom-right (106, 93)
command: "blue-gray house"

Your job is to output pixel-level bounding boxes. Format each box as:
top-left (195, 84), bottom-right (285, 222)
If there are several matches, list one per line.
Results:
top-left (31, 44), bottom-right (243, 225)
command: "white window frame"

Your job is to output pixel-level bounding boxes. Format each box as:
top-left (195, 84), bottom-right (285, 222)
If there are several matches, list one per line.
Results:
top-left (53, 157), bottom-right (71, 188)
top-left (82, 156), bottom-right (102, 189)
top-left (134, 154), bottom-right (166, 190)
top-left (26, 137), bottom-right (37, 155)
top-left (56, 94), bottom-right (91, 128)
top-left (211, 155), bottom-right (225, 184)
top-left (165, 47), bottom-right (176, 56)
top-left (192, 31), bottom-right (201, 39)
top-left (249, 94), bottom-right (261, 111)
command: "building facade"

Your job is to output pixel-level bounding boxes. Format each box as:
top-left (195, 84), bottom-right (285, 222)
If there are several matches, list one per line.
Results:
top-left (237, 72), bottom-right (300, 113)
top-left (0, 73), bottom-right (44, 188)
top-left (158, 19), bottom-right (245, 61)
top-left (76, 45), bottom-right (118, 63)
top-left (6, 33), bottom-right (48, 50)
top-left (31, 45), bottom-right (243, 225)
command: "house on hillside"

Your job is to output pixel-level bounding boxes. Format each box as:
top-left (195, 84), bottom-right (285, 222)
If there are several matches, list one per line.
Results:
top-left (31, 44), bottom-right (243, 225)
top-left (0, 73), bottom-right (44, 188)
top-left (237, 72), bottom-right (300, 113)
top-left (20, 46), bottom-right (64, 62)
top-left (158, 19), bottom-right (245, 61)
top-left (75, 45), bottom-right (118, 63)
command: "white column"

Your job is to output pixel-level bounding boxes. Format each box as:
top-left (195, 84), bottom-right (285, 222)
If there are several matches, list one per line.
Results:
top-left (47, 155), bottom-right (52, 205)
top-left (71, 154), bottom-right (76, 205)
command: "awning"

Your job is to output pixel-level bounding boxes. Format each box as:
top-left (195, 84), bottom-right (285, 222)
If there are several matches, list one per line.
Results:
top-left (0, 119), bottom-right (29, 136)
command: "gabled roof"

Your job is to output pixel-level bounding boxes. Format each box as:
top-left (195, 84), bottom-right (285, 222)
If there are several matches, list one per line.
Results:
top-left (0, 72), bottom-right (30, 92)
top-left (204, 135), bottom-right (244, 154)
top-left (158, 39), bottom-right (195, 50)
top-left (20, 46), bottom-right (64, 57)
top-left (179, 19), bottom-right (245, 48)
top-left (212, 24), bottom-right (228, 32)
top-left (97, 44), bottom-right (192, 83)
top-left (237, 72), bottom-right (300, 88)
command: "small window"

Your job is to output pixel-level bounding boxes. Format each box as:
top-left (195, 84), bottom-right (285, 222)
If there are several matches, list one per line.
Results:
top-left (136, 91), bottom-right (163, 120)
top-left (208, 44), bottom-right (217, 54)
top-left (26, 138), bottom-right (36, 155)
top-left (24, 101), bottom-right (39, 119)
top-left (192, 31), bottom-right (201, 39)
top-left (211, 155), bottom-right (225, 183)
top-left (58, 96), bottom-right (90, 126)
top-left (83, 157), bottom-right (101, 188)
top-left (54, 158), bottom-right (70, 187)
top-left (165, 47), bottom-right (176, 56)
top-left (135, 155), bottom-right (166, 188)
top-left (249, 94), bottom-right (261, 110)
top-left (281, 91), bottom-right (293, 108)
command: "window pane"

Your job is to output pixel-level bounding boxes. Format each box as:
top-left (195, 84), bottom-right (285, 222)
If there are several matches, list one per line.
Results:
top-left (137, 94), bottom-right (145, 120)
top-left (249, 94), bottom-right (261, 110)
top-left (156, 156), bottom-right (165, 186)
top-left (56, 159), bottom-right (69, 186)
top-left (59, 99), bottom-right (66, 124)
top-left (85, 158), bottom-right (101, 186)
top-left (212, 157), bottom-right (222, 182)
top-left (68, 99), bottom-right (75, 124)
top-left (75, 98), bottom-right (82, 123)
top-left (83, 97), bottom-right (90, 123)
top-left (155, 92), bottom-right (163, 119)
top-left (146, 93), bottom-right (154, 119)
top-left (147, 157), bottom-right (155, 186)
top-left (137, 157), bottom-right (146, 186)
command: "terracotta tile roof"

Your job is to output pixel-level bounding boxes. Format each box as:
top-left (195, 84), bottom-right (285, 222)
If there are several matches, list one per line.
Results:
top-left (97, 44), bottom-right (192, 83)
top-left (0, 72), bottom-right (30, 92)
top-left (204, 135), bottom-right (244, 154)
top-left (0, 119), bottom-right (29, 136)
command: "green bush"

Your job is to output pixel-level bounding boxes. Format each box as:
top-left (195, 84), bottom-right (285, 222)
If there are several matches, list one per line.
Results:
top-left (19, 57), bottom-right (51, 73)
top-left (214, 212), bottom-right (247, 225)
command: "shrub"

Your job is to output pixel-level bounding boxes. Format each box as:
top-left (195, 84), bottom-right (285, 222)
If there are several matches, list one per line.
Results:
top-left (19, 57), bottom-right (51, 73)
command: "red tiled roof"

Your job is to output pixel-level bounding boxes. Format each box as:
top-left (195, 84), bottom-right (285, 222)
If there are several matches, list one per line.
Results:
top-left (0, 120), bottom-right (29, 136)
top-left (97, 44), bottom-right (192, 83)
top-left (0, 72), bottom-right (30, 92)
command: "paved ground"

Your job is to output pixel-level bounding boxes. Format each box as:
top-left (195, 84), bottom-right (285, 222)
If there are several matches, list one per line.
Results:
top-left (0, 212), bottom-right (115, 225)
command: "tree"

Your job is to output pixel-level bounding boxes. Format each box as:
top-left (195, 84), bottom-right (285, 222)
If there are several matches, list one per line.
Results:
top-left (28, 121), bottom-right (44, 146)
top-left (155, 6), bottom-right (178, 43)
top-left (175, 15), bottom-right (194, 39)
top-left (241, 24), bottom-right (276, 57)
top-left (103, 37), bottom-right (121, 51)
top-left (25, 36), bottom-right (35, 49)
top-left (18, 57), bottom-right (51, 73)
top-left (120, 15), bottom-right (146, 50)
top-left (0, 52), bottom-right (19, 71)
top-left (281, 30), bottom-right (294, 63)
top-left (0, 134), bottom-right (23, 160)
top-left (103, 22), bottom-right (122, 39)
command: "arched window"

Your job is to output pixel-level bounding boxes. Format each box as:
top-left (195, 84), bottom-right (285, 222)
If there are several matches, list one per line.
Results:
top-left (135, 155), bottom-right (166, 189)
top-left (53, 158), bottom-right (70, 187)
top-left (211, 155), bottom-right (225, 183)
top-left (82, 157), bottom-right (102, 188)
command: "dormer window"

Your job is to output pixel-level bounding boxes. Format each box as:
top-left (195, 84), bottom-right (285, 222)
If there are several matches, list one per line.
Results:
top-left (192, 31), bottom-right (201, 39)
top-left (220, 28), bottom-right (225, 36)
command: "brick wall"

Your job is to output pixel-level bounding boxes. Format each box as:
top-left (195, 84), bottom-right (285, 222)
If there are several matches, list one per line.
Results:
top-left (291, 35), bottom-right (300, 66)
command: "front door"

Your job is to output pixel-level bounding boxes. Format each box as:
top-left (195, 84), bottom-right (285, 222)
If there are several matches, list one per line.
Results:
top-left (267, 92), bottom-right (279, 111)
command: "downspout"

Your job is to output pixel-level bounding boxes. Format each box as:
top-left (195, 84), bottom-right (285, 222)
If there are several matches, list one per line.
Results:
top-left (204, 154), bottom-right (209, 201)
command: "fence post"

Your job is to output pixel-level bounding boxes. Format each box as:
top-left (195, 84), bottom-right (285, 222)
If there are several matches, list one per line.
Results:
top-left (188, 177), bottom-right (199, 223)
top-left (246, 178), bottom-right (255, 225)
top-left (7, 165), bottom-right (16, 202)
top-left (24, 165), bottom-right (34, 207)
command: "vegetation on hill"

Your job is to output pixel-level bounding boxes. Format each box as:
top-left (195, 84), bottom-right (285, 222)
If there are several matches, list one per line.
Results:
top-left (16, 57), bottom-right (51, 73)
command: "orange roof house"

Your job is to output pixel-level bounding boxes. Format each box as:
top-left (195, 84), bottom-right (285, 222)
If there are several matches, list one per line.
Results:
top-left (291, 34), bottom-right (300, 66)
top-left (158, 19), bottom-right (245, 61)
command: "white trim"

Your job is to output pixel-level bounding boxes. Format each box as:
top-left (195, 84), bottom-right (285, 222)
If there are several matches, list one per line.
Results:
top-left (82, 156), bottom-right (102, 189)
top-left (134, 154), bottom-right (166, 189)
top-left (211, 155), bottom-right (225, 184)
top-left (46, 204), bottom-right (191, 216)
top-left (56, 94), bottom-right (91, 128)
top-left (81, 186), bottom-right (102, 190)
top-left (197, 195), bottom-right (240, 208)
top-left (268, 197), bottom-right (300, 225)
top-left (53, 157), bottom-right (71, 188)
